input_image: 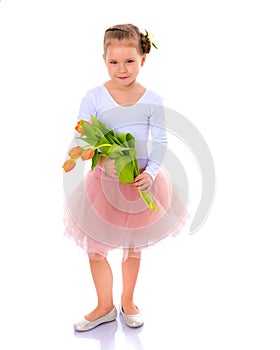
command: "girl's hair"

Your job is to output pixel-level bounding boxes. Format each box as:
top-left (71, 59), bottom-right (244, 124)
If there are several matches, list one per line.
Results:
top-left (104, 24), bottom-right (151, 55)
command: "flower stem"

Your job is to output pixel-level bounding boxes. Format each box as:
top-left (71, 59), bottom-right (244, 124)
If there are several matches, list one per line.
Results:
top-left (138, 190), bottom-right (158, 211)
top-left (92, 144), bottom-right (112, 151)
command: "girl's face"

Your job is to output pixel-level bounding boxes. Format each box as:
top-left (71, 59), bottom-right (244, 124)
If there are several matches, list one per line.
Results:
top-left (103, 40), bottom-right (146, 88)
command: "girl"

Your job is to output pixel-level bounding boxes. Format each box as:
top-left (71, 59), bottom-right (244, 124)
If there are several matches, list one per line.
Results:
top-left (63, 23), bottom-right (188, 331)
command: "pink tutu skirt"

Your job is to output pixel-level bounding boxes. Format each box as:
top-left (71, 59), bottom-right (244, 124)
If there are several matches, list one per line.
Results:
top-left (63, 166), bottom-right (189, 260)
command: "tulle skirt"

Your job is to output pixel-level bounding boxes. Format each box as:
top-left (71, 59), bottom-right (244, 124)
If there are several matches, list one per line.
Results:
top-left (63, 166), bottom-right (189, 260)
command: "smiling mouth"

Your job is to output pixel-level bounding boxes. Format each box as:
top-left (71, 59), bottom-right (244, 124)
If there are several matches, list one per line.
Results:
top-left (118, 76), bottom-right (128, 80)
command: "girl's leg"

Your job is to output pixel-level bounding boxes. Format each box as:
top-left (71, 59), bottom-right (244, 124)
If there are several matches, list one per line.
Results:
top-left (121, 252), bottom-right (141, 315)
top-left (85, 255), bottom-right (114, 321)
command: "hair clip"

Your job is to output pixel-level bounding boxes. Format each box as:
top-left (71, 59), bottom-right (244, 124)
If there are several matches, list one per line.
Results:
top-left (145, 30), bottom-right (158, 49)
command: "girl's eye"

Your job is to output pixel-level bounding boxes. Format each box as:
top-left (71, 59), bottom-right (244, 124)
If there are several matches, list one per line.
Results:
top-left (109, 61), bottom-right (117, 65)
top-left (126, 59), bottom-right (134, 64)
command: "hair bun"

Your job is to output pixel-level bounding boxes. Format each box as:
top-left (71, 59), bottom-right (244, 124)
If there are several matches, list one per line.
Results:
top-left (140, 32), bottom-right (151, 54)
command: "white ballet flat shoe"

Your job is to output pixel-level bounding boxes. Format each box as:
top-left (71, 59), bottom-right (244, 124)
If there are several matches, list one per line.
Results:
top-left (74, 306), bottom-right (117, 332)
top-left (120, 305), bottom-right (144, 328)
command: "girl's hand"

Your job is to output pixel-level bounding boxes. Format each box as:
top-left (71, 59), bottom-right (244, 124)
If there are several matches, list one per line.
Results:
top-left (134, 172), bottom-right (153, 193)
top-left (100, 157), bottom-right (118, 178)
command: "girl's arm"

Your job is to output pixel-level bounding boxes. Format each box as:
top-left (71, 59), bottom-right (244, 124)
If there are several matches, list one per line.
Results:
top-left (144, 103), bottom-right (168, 181)
top-left (74, 90), bottom-right (97, 145)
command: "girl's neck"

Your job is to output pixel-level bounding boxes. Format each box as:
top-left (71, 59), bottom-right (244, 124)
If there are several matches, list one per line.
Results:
top-left (104, 80), bottom-right (146, 106)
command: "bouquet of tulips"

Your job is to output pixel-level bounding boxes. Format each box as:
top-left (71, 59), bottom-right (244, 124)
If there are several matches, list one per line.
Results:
top-left (62, 116), bottom-right (157, 211)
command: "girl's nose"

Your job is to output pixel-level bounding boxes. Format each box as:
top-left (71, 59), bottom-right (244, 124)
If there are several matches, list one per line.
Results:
top-left (119, 62), bottom-right (127, 73)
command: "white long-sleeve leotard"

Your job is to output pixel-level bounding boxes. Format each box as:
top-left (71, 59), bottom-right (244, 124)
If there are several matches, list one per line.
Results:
top-left (77, 85), bottom-right (168, 180)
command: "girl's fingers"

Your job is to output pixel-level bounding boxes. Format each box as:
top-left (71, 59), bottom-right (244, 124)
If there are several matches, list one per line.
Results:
top-left (134, 174), bottom-right (152, 191)
top-left (134, 172), bottom-right (152, 183)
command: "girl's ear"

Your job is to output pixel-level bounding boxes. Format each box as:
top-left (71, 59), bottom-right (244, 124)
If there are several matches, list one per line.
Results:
top-left (141, 54), bottom-right (146, 66)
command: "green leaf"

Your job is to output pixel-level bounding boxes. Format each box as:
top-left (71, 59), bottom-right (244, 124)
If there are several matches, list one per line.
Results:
top-left (125, 133), bottom-right (135, 142)
top-left (90, 115), bottom-right (110, 134)
top-left (107, 144), bottom-right (124, 159)
top-left (117, 133), bottom-right (128, 145)
top-left (126, 133), bottom-right (136, 150)
top-left (132, 158), bottom-right (140, 176)
top-left (91, 151), bottom-right (99, 170)
top-left (126, 147), bottom-right (137, 159)
top-left (106, 131), bottom-right (122, 145)
top-left (114, 156), bottom-right (135, 183)
top-left (82, 121), bottom-right (96, 138)
top-left (76, 136), bottom-right (99, 145)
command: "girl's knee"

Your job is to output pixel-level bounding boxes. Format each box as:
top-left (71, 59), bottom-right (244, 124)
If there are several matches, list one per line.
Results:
top-left (123, 249), bottom-right (141, 260)
top-left (88, 252), bottom-right (107, 261)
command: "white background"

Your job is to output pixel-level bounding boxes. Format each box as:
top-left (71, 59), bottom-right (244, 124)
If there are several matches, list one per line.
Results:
top-left (0, 0), bottom-right (280, 349)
